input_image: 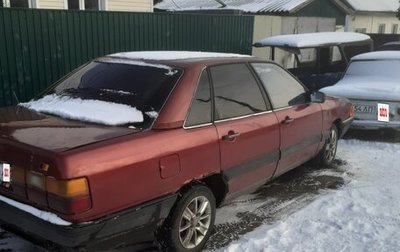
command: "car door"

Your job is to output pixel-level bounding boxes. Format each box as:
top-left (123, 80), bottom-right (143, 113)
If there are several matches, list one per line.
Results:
top-left (252, 63), bottom-right (323, 177)
top-left (209, 63), bottom-right (280, 200)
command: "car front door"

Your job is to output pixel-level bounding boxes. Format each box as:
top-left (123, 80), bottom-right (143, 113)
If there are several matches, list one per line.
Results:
top-left (209, 63), bottom-right (280, 200)
top-left (252, 63), bottom-right (323, 177)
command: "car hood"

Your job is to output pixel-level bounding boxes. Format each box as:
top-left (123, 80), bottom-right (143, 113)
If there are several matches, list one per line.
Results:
top-left (320, 76), bottom-right (400, 101)
top-left (0, 106), bottom-right (138, 152)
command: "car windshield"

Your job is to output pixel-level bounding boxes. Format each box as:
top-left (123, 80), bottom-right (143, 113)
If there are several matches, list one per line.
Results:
top-left (25, 59), bottom-right (182, 128)
top-left (344, 60), bottom-right (400, 79)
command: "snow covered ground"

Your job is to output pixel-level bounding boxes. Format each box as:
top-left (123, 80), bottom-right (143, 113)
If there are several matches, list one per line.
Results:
top-left (1, 138), bottom-right (399, 251)
top-left (217, 139), bottom-right (400, 252)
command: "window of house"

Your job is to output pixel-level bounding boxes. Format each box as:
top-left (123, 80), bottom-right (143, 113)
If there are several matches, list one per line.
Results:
top-left (185, 71), bottom-right (212, 127)
top-left (85, 0), bottom-right (98, 10)
top-left (68, 0), bottom-right (79, 9)
top-left (392, 24), bottom-right (399, 34)
top-left (11, 0), bottom-right (29, 7)
top-left (210, 64), bottom-right (267, 120)
top-left (252, 63), bottom-right (307, 109)
top-left (3, 0), bottom-right (31, 8)
top-left (378, 24), bottom-right (386, 34)
top-left (67, 0), bottom-right (100, 10)
top-left (355, 28), bottom-right (367, 33)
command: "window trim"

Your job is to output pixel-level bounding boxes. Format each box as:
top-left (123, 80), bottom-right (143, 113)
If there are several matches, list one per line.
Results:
top-left (214, 110), bottom-right (274, 124)
top-left (378, 24), bottom-right (386, 34)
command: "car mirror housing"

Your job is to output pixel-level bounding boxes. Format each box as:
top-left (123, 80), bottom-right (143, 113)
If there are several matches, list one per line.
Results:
top-left (311, 91), bottom-right (326, 103)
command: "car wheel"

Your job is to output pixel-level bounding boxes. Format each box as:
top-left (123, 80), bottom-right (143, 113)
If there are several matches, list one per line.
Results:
top-left (314, 124), bottom-right (338, 166)
top-left (159, 185), bottom-right (216, 252)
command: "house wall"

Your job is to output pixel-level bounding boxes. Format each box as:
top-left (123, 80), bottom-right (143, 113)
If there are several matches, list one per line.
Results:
top-left (252, 15), bottom-right (282, 59)
top-left (34, 0), bottom-right (153, 12)
top-left (38, 0), bottom-right (64, 9)
top-left (346, 14), bottom-right (400, 34)
top-left (108, 0), bottom-right (152, 12)
top-left (298, 0), bottom-right (346, 26)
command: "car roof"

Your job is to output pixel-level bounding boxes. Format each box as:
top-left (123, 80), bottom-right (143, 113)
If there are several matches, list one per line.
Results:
top-left (253, 32), bottom-right (371, 48)
top-left (351, 51), bottom-right (400, 61)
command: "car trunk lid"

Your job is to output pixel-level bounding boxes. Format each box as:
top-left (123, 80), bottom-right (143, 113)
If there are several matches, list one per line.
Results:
top-left (0, 106), bottom-right (138, 153)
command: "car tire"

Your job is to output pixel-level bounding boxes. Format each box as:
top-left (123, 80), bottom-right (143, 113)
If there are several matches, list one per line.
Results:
top-left (158, 184), bottom-right (216, 252)
top-left (314, 124), bottom-right (338, 166)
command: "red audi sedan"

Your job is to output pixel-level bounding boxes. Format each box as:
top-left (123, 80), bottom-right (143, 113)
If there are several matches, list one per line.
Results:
top-left (0, 51), bottom-right (353, 251)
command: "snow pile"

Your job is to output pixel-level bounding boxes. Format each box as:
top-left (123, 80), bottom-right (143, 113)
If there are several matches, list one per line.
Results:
top-left (98, 58), bottom-right (178, 76)
top-left (0, 195), bottom-right (71, 226)
top-left (110, 51), bottom-right (251, 61)
top-left (20, 94), bottom-right (143, 126)
top-left (220, 140), bottom-right (400, 252)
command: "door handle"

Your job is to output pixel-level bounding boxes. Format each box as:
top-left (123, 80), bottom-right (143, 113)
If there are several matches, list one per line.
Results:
top-left (222, 131), bottom-right (241, 141)
top-left (281, 116), bottom-right (294, 124)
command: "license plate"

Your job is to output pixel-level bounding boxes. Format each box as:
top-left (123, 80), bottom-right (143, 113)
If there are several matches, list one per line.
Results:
top-left (354, 104), bottom-right (376, 114)
top-left (1, 163), bottom-right (11, 187)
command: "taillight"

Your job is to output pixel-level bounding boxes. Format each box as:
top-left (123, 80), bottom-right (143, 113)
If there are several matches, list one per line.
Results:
top-left (26, 170), bottom-right (91, 215)
top-left (46, 177), bottom-right (89, 197)
top-left (46, 177), bottom-right (91, 214)
top-left (27, 171), bottom-right (45, 190)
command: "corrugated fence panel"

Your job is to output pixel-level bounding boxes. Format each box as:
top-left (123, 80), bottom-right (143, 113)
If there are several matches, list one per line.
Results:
top-left (0, 8), bottom-right (254, 107)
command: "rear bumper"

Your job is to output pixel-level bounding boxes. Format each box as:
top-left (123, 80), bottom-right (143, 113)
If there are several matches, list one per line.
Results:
top-left (351, 120), bottom-right (400, 130)
top-left (0, 194), bottom-right (177, 249)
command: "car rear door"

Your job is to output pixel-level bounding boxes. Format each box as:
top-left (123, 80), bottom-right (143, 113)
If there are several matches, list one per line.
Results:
top-left (251, 63), bottom-right (323, 177)
top-left (209, 63), bottom-right (280, 200)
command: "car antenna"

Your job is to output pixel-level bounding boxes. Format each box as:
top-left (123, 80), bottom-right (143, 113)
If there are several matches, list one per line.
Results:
top-left (12, 89), bottom-right (20, 104)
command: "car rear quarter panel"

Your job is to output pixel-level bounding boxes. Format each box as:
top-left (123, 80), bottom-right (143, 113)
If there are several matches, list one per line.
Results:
top-left (58, 125), bottom-right (220, 223)
top-left (321, 97), bottom-right (352, 135)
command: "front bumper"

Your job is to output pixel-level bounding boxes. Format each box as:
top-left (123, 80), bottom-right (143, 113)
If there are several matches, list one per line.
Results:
top-left (351, 120), bottom-right (400, 130)
top-left (0, 194), bottom-right (177, 249)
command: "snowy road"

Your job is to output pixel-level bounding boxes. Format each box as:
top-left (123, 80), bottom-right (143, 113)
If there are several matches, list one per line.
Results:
top-left (1, 131), bottom-right (399, 251)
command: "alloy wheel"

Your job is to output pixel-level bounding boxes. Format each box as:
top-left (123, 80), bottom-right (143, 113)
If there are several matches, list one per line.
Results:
top-left (178, 196), bottom-right (212, 249)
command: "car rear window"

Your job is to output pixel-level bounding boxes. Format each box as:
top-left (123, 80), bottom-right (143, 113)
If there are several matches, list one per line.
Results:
top-left (41, 59), bottom-right (182, 128)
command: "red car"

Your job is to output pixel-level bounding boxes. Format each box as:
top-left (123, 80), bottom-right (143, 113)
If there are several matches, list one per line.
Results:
top-left (0, 51), bottom-right (353, 251)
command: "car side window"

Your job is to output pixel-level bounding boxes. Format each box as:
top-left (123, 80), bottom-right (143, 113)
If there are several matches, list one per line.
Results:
top-left (210, 64), bottom-right (267, 120)
top-left (252, 63), bottom-right (307, 109)
top-left (185, 70), bottom-right (212, 127)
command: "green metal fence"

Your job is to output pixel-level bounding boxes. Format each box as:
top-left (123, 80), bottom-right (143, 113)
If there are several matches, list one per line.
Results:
top-left (0, 8), bottom-right (254, 106)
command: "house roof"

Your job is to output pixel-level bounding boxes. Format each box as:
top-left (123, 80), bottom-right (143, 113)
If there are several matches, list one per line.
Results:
top-left (155, 0), bottom-right (313, 14)
top-left (336, 0), bottom-right (398, 13)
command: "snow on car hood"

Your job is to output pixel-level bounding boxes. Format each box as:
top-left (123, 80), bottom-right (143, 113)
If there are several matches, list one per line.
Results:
top-left (320, 76), bottom-right (400, 101)
top-left (20, 94), bottom-right (143, 126)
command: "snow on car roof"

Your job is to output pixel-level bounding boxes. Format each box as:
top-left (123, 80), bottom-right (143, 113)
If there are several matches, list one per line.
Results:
top-left (110, 51), bottom-right (251, 61)
top-left (351, 51), bottom-right (400, 61)
top-left (254, 32), bottom-right (371, 48)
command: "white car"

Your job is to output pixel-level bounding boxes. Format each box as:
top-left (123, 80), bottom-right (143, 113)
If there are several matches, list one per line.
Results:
top-left (320, 51), bottom-right (400, 130)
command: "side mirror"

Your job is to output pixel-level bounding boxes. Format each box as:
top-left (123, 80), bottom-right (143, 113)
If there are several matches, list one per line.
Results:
top-left (310, 91), bottom-right (326, 103)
